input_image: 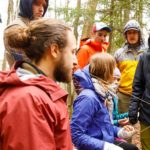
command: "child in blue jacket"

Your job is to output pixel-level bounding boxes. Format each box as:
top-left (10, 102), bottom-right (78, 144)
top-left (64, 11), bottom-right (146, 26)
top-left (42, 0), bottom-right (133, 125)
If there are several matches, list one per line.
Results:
top-left (108, 67), bottom-right (129, 126)
top-left (71, 53), bottom-right (138, 150)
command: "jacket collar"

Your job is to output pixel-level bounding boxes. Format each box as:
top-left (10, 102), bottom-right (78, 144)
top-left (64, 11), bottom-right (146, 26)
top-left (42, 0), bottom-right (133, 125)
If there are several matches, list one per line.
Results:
top-left (0, 61), bottom-right (68, 102)
top-left (85, 39), bottom-right (109, 52)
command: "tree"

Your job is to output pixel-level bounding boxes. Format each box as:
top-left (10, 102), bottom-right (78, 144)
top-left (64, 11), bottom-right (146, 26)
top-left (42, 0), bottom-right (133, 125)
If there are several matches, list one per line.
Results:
top-left (2, 0), bottom-right (20, 70)
top-left (73, 0), bottom-right (81, 40)
top-left (81, 0), bottom-right (99, 39)
top-left (2, 0), bottom-right (14, 70)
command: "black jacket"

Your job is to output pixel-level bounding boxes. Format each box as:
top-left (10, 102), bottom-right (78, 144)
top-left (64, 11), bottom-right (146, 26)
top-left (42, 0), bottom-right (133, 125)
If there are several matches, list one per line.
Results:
top-left (129, 47), bottom-right (150, 125)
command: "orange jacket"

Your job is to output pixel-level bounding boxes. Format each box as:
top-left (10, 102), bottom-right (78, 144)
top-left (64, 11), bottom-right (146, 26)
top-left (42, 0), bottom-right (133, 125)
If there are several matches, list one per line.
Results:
top-left (77, 39), bottom-right (109, 68)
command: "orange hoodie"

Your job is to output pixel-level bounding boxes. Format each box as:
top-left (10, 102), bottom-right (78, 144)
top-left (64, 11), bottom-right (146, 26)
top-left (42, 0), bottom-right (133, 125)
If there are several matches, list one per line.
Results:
top-left (77, 39), bottom-right (109, 68)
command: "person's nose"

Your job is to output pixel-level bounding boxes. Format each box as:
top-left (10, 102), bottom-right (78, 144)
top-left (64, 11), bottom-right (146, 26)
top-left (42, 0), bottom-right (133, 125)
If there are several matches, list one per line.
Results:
top-left (39, 5), bottom-right (44, 13)
top-left (73, 54), bottom-right (78, 66)
top-left (72, 54), bottom-right (78, 72)
top-left (100, 35), bottom-right (106, 42)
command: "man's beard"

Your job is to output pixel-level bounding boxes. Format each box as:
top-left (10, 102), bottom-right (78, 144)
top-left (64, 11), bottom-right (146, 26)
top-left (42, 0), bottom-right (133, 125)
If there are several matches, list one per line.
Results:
top-left (54, 58), bottom-right (71, 83)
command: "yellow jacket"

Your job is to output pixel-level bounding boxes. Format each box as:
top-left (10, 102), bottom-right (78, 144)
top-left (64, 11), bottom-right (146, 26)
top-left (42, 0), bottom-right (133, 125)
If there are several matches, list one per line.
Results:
top-left (114, 44), bottom-right (146, 95)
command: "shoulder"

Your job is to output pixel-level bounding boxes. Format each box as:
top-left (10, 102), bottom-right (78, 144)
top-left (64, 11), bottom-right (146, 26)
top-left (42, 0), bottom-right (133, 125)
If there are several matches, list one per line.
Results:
top-left (5, 16), bottom-right (29, 31)
top-left (16, 85), bottom-right (51, 104)
top-left (140, 43), bottom-right (148, 51)
top-left (114, 45), bottom-right (127, 57)
top-left (74, 89), bottom-right (101, 107)
top-left (2, 85), bottom-right (54, 112)
top-left (80, 89), bottom-right (98, 99)
top-left (17, 85), bottom-right (63, 118)
top-left (73, 89), bottom-right (102, 117)
top-left (79, 45), bottom-right (92, 52)
top-left (114, 45), bottom-right (128, 61)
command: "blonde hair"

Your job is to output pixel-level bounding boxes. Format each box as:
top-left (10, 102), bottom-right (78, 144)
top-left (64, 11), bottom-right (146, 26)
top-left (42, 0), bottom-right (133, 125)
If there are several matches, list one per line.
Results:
top-left (89, 53), bottom-right (116, 83)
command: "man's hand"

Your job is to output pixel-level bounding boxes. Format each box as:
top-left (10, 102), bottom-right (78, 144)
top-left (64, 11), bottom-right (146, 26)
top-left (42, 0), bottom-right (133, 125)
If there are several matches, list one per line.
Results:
top-left (129, 116), bottom-right (138, 125)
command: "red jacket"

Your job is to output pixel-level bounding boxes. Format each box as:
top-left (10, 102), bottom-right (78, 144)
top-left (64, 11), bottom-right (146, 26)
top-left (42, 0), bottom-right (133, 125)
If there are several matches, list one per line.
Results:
top-left (0, 62), bottom-right (73, 150)
top-left (77, 39), bottom-right (109, 68)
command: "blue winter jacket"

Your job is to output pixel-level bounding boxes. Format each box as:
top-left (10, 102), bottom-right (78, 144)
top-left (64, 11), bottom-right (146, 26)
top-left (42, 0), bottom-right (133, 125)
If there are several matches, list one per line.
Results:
top-left (71, 66), bottom-right (121, 150)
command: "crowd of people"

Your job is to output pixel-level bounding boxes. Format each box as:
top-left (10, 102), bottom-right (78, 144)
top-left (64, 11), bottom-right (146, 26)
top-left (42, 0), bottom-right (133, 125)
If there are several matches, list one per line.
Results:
top-left (0, 0), bottom-right (150, 150)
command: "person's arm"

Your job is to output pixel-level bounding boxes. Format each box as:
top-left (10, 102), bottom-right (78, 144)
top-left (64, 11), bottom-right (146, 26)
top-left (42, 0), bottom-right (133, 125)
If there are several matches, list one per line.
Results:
top-left (77, 46), bottom-right (89, 68)
top-left (71, 94), bottom-right (105, 150)
top-left (71, 92), bottom-right (123, 150)
top-left (113, 97), bottom-right (129, 126)
top-left (129, 55), bottom-right (145, 124)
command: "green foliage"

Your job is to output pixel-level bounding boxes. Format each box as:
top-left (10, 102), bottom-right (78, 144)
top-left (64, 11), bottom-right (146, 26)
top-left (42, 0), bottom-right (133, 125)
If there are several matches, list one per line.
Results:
top-left (47, 0), bottom-right (149, 51)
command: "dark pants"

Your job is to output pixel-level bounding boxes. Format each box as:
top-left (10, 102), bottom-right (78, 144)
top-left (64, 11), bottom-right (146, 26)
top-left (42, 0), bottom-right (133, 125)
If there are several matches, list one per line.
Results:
top-left (115, 140), bottom-right (138, 150)
top-left (141, 122), bottom-right (150, 150)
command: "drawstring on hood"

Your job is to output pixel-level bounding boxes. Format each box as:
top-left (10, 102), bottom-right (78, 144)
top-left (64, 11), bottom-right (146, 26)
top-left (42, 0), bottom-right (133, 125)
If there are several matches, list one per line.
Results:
top-left (148, 35), bottom-right (150, 49)
top-left (19, 0), bottom-right (49, 20)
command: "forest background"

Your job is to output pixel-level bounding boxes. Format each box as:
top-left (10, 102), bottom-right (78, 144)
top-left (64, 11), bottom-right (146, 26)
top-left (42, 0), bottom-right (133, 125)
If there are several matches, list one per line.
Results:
top-left (0, 0), bottom-right (150, 70)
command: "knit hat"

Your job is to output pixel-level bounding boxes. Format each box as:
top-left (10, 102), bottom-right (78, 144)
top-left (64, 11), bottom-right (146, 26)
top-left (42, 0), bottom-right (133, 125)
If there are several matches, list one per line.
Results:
top-left (114, 67), bottom-right (121, 78)
top-left (92, 22), bottom-right (112, 33)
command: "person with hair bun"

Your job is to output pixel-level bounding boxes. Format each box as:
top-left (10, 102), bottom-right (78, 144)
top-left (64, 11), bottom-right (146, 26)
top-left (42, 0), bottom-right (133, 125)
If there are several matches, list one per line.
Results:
top-left (0, 18), bottom-right (77, 150)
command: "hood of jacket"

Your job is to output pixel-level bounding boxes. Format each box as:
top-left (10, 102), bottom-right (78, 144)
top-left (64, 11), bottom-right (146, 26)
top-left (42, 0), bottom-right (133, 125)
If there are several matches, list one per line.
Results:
top-left (73, 65), bottom-right (95, 91)
top-left (19, 0), bottom-right (49, 20)
top-left (0, 62), bottom-right (67, 102)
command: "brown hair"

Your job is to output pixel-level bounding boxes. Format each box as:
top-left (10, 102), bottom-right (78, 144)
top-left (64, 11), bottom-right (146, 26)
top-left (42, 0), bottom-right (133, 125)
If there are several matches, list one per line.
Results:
top-left (5, 18), bottom-right (71, 63)
top-left (89, 53), bottom-right (116, 83)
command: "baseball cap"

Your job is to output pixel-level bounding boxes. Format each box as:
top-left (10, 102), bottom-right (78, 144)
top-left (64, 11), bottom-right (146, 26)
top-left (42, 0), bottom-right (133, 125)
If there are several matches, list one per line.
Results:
top-left (92, 22), bottom-right (112, 33)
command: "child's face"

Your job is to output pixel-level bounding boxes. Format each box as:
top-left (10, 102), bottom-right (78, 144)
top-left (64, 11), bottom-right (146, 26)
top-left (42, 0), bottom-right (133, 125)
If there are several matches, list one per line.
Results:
top-left (111, 76), bottom-right (120, 92)
top-left (114, 76), bottom-right (120, 86)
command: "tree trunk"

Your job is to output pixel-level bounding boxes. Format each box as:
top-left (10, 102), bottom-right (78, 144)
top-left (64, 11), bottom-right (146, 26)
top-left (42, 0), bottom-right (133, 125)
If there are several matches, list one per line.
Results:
top-left (73, 0), bottom-right (81, 40)
top-left (64, 0), bottom-right (69, 21)
top-left (135, 0), bottom-right (143, 25)
top-left (2, 0), bottom-right (14, 70)
top-left (14, 0), bottom-right (20, 20)
top-left (7, 0), bottom-right (14, 25)
top-left (123, 0), bottom-right (130, 23)
top-left (81, 0), bottom-right (99, 39)
top-left (107, 0), bottom-right (115, 53)
top-left (2, 52), bottom-right (7, 71)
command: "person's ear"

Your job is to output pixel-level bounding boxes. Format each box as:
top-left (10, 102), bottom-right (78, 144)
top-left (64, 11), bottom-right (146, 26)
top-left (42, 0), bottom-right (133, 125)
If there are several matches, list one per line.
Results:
top-left (49, 44), bottom-right (60, 59)
top-left (91, 32), bottom-right (96, 37)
